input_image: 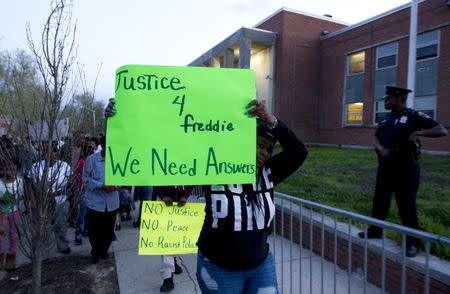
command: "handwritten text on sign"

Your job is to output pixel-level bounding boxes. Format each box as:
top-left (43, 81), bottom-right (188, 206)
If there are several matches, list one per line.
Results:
top-left (105, 65), bottom-right (256, 186)
top-left (138, 201), bottom-right (206, 255)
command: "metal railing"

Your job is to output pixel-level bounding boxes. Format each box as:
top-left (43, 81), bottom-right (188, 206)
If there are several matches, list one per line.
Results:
top-left (273, 191), bottom-right (450, 294)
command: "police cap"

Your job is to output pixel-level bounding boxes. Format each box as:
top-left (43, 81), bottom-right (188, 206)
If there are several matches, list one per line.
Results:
top-left (383, 86), bottom-right (412, 101)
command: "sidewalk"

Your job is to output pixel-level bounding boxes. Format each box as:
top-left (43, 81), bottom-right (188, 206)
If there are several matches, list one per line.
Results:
top-left (7, 208), bottom-right (384, 293)
top-left (112, 220), bottom-right (199, 294)
top-left (113, 196), bottom-right (205, 294)
top-left (113, 218), bottom-right (383, 294)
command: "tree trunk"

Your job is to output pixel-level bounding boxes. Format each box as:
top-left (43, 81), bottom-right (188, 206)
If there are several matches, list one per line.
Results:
top-left (31, 217), bottom-right (45, 294)
top-left (31, 250), bottom-right (42, 294)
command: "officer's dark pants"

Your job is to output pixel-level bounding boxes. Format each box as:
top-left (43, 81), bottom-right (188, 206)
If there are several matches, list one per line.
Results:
top-left (87, 208), bottom-right (117, 257)
top-left (368, 157), bottom-right (420, 246)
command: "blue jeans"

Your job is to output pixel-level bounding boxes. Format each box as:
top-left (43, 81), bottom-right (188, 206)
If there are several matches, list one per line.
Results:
top-left (196, 250), bottom-right (278, 294)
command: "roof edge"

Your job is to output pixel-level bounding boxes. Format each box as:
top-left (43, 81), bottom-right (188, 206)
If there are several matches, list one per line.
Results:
top-left (188, 27), bottom-right (276, 66)
top-left (321, 1), bottom-right (425, 40)
top-left (253, 7), bottom-right (351, 28)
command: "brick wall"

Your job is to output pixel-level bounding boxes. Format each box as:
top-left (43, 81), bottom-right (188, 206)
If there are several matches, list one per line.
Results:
top-left (257, 11), bottom-right (347, 142)
top-left (274, 207), bottom-right (450, 294)
top-left (318, 0), bottom-right (450, 152)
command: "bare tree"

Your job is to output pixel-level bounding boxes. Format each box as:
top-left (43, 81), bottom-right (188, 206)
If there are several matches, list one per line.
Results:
top-left (0, 1), bottom-right (78, 293)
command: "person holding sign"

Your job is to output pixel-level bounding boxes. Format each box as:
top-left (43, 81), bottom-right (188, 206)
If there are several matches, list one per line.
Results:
top-left (83, 136), bottom-right (120, 264)
top-left (105, 98), bottom-right (308, 293)
top-left (194, 100), bottom-right (308, 294)
top-left (153, 185), bottom-right (194, 292)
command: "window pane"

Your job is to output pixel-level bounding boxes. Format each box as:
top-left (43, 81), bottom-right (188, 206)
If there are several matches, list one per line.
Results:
top-left (415, 59), bottom-right (438, 96)
top-left (417, 44), bottom-right (438, 60)
top-left (346, 103), bottom-right (363, 124)
top-left (377, 55), bottom-right (396, 68)
top-left (376, 101), bottom-right (386, 112)
top-left (375, 101), bottom-right (389, 124)
top-left (415, 96), bottom-right (436, 119)
top-left (345, 74), bottom-right (364, 103)
top-left (415, 96), bottom-right (436, 110)
top-left (417, 30), bottom-right (439, 46)
top-left (348, 51), bottom-right (365, 74)
top-left (349, 52), bottom-right (365, 64)
top-left (375, 112), bottom-right (388, 124)
top-left (374, 67), bottom-right (397, 99)
top-left (349, 62), bottom-right (364, 74)
top-left (377, 42), bottom-right (397, 57)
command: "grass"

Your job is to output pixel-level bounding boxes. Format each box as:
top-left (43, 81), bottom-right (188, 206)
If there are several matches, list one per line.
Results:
top-left (275, 146), bottom-right (450, 260)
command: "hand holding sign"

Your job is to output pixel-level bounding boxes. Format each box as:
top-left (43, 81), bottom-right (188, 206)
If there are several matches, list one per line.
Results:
top-left (161, 196), bottom-right (173, 206)
top-left (245, 100), bottom-right (277, 127)
top-left (104, 98), bottom-right (116, 118)
top-left (178, 197), bottom-right (187, 207)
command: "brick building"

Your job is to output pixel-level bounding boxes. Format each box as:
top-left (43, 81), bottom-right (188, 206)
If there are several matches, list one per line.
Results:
top-left (189, 0), bottom-right (450, 152)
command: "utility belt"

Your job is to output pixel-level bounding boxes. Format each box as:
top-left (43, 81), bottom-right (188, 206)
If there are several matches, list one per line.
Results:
top-left (387, 143), bottom-right (420, 164)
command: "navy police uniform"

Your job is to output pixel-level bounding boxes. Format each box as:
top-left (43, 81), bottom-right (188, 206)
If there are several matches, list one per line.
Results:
top-left (367, 88), bottom-right (439, 246)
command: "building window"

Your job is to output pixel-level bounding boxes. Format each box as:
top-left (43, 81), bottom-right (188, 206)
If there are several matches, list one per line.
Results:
top-left (374, 101), bottom-right (389, 124)
top-left (348, 51), bottom-right (365, 74)
top-left (417, 30), bottom-right (439, 61)
top-left (346, 103), bottom-right (363, 124)
top-left (415, 30), bottom-right (439, 117)
top-left (373, 42), bottom-right (398, 123)
top-left (374, 43), bottom-right (398, 98)
top-left (377, 42), bottom-right (397, 69)
top-left (415, 95), bottom-right (436, 119)
top-left (415, 30), bottom-right (439, 96)
top-left (345, 51), bottom-right (365, 125)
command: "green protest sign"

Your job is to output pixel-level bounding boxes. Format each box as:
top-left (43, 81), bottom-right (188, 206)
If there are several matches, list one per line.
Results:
top-left (106, 65), bottom-right (256, 185)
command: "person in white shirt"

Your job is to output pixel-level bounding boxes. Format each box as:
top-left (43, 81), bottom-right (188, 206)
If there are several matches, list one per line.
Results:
top-left (28, 145), bottom-right (72, 254)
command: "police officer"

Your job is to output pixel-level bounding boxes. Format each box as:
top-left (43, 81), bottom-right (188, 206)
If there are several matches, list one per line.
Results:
top-left (359, 86), bottom-right (447, 257)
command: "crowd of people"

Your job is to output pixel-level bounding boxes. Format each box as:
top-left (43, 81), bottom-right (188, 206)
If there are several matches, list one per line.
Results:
top-left (0, 131), bottom-right (198, 292)
top-left (0, 133), bottom-right (108, 270)
top-left (0, 85), bottom-right (446, 294)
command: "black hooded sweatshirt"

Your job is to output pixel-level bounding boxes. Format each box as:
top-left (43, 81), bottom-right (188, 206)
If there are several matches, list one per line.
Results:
top-left (197, 119), bottom-right (308, 270)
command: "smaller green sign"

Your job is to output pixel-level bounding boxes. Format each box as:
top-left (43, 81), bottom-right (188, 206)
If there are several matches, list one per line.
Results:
top-left (138, 201), bottom-right (206, 255)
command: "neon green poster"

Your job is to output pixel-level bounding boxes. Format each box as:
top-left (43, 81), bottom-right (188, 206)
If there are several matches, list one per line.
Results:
top-left (106, 65), bottom-right (256, 185)
top-left (138, 201), bottom-right (206, 255)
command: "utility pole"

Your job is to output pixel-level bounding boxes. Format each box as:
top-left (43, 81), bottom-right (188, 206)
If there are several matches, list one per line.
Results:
top-left (406, 0), bottom-right (418, 108)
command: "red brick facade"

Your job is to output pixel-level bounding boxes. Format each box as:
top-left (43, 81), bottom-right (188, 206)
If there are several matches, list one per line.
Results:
top-left (258, 11), bottom-right (347, 142)
top-left (257, 0), bottom-right (450, 151)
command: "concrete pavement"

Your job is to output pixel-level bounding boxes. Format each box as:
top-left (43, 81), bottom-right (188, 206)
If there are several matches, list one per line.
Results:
top-left (6, 201), bottom-right (384, 293)
top-left (112, 217), bottom-right (383, 294)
